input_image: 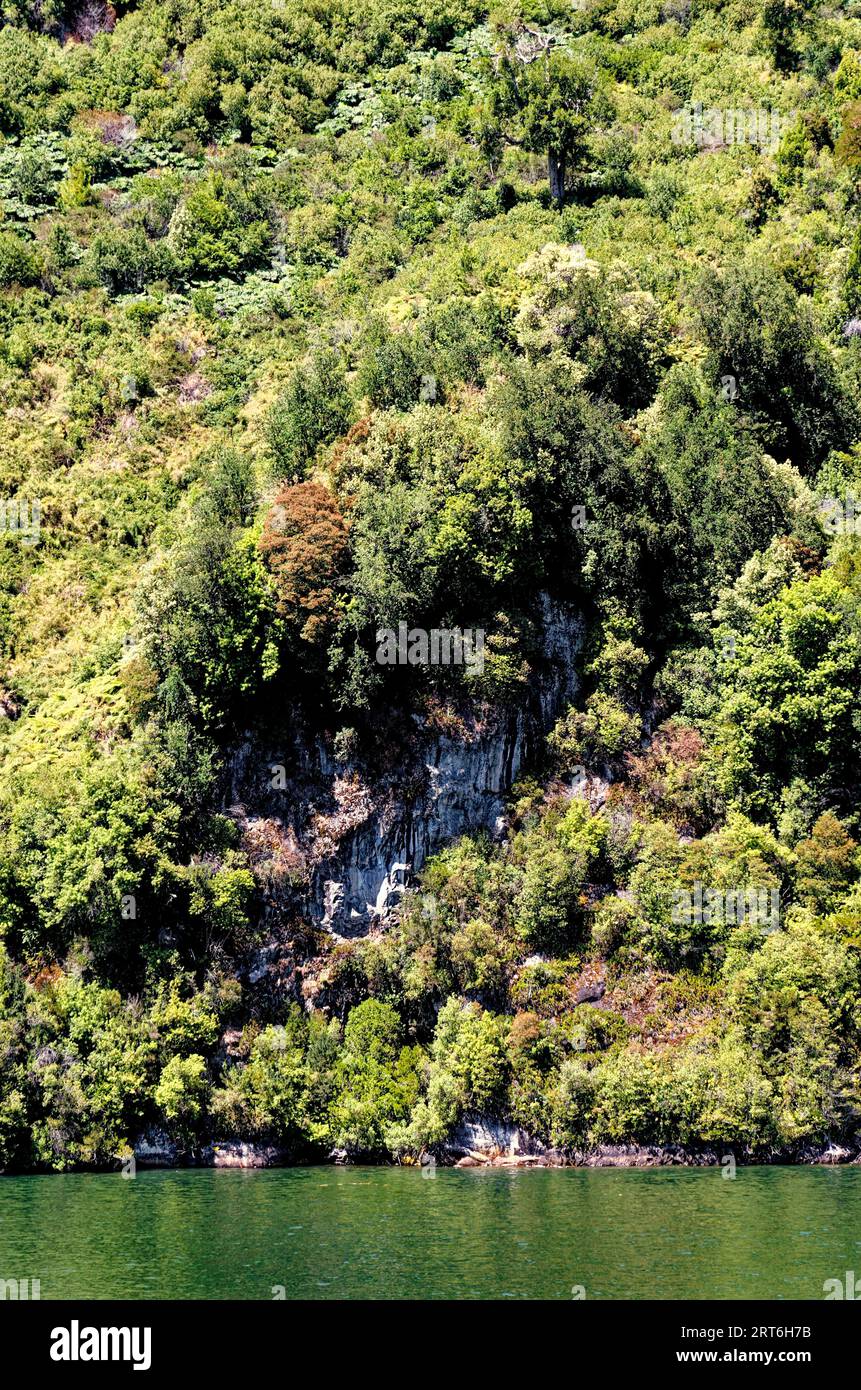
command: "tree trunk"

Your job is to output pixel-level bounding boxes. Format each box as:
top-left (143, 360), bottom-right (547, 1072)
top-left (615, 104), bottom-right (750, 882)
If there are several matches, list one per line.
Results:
top-left (548, 149), bottom-right (566, 207)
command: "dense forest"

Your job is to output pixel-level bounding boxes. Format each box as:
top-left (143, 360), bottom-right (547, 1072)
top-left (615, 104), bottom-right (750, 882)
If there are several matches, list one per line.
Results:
top-left (2, 0), bottom-right (861, 1171)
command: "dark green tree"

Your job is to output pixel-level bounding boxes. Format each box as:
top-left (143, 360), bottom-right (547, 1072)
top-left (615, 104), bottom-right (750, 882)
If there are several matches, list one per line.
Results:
top-left (489, 25), bottom-right (605, 206)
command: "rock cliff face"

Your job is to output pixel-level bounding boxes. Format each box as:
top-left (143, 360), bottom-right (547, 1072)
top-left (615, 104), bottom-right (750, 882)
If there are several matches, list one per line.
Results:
top-left (227, 596), bottom-right (584, 938)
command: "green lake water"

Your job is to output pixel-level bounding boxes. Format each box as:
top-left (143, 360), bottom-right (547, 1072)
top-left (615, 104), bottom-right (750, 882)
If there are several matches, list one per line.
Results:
top-left (1, 1165), bottom-right (859, 1300)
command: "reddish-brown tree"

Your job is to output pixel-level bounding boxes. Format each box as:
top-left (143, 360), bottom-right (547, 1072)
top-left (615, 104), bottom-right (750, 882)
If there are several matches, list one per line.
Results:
top-left (259, 482), bottom-right (350, 645)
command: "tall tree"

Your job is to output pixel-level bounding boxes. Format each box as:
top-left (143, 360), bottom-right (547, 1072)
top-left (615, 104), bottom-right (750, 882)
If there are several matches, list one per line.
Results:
top-left (489, 23), bottom-right (604, 207)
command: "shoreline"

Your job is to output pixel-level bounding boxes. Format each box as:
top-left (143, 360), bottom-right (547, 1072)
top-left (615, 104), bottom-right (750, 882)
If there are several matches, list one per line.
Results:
top-left (194, 1139), bottom-right (861, 1171)
top-left (3, 1140), bottom-right (859, 1176)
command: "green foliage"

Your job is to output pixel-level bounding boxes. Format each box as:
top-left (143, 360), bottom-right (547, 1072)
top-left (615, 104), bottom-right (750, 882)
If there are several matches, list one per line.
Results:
top-left (57, 161), bottom-right (92, 211)
top-left (2, 0), bottom-right (861, 1172)
top-left (760, 0), bottom-right (816, 71)
top-left (332, 1000), bottom-right (423, 1154)
top-left (794, 814), bottom-right (858, 914)
top-left (266, 352), bottom-right (353, 475)
top-left (692, 263), bottom-right (853, 474)
top-left (88, 226), bottom-right (177, 295)
top-left (700, 570), bottom-right (861, 820)
top-left (155, 1054), bottom-right (209, 1129)
top-left (211, 1017), bottom-right (325, 1149)
top-left (845, 224), bottom-right (861, 318)
top-left (550, 692), bottom-right (641, 771)
top-left (0, 230), bottom-right (41, 287)
top-left (394, 997), bottom-right (510, 1152)
top-left (138, 492), bottom-right (276, 736)
top-left (167, 167), bottom-right (272, 279)
top-left (513, 246), bottom-right (668, 411)
top-left (490, 28), bottom-right (608, 205)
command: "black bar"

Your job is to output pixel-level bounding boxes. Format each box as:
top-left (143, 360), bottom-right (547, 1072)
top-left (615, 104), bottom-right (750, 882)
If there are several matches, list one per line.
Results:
top-left (2, 1298), bottom-right (854, 1376)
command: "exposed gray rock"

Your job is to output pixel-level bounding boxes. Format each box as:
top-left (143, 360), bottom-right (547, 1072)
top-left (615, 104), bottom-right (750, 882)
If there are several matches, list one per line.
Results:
top-left (446, 1115), bottom-right (548, 1158)
top-left (802, 1142), bottom-right (857, 1165)
top-left (228, 595), bottom-right (584, 938)
top-left (133, 1127), bottom-right (180, 1168)
top-left (202, 1141), bottom-right (289, 1168)
top-left (574, 1145), bottom-right (723, 1168)
top-left (312, 709), bottom-right (528, 934)
top-left (129, 1127), bottom-right (861, 1172)
top-left (574, 979), bottom-right (606, 1004)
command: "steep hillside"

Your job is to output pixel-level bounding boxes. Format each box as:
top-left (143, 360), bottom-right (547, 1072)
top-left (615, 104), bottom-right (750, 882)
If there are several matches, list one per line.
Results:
top-left (2, 0), bottom-right (861, 1169)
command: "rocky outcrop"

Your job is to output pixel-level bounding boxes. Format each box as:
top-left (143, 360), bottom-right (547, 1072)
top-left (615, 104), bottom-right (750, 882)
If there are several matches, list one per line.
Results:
top-left (202, 1142), bottom-right (290, 1168)
top-left (133, 1128), bottom-right (180, 1168)
top-left (448, 1115), bottom-right (548, 1157)
top-left (228, 595), bottom-right (584, 939)
top-left (444, 1116), bottom-right (561, 1167)
top-left (439, 1118), bottom-right (724, 1169)
top-left (440, 1133), bottom-right (861, 1169)
top-left (573, 1145), bottom-right (724, 1168)
top-left (313, 709), bottom-right (525, 933)
top-left (132, 1134), bottom-right (295, 1169)
top-left (126, 1133), bottom-right (861, 1173)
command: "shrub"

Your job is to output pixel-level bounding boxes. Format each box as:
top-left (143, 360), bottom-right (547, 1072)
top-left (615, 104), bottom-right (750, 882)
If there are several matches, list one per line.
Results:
top-left (265, 352), bottom-right (352, 474)
top-left (0, 232), bottom-right (41, 288)
top-left (88, 227), bottom-right (176, 295)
